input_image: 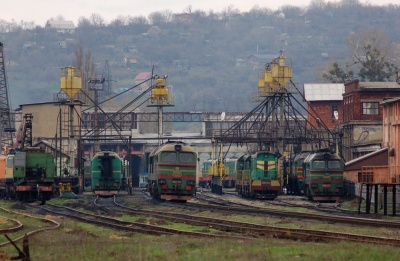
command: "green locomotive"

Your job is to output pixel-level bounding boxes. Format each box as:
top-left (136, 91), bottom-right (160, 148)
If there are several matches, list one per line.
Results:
top-left (199, 157), bottom-right (237, 188)
top-left (91, 151), bottom-right (123, 196)
top-left (287, 151), bottom-right (312, 195)
top-left (148, 141), bottom-right (197, 202)
top-left (236, 151), bottom-right (280, 199)
top-left (303, 150), bottom-right (344, 201)
top-left (9, 148), bottom-right (55, 204)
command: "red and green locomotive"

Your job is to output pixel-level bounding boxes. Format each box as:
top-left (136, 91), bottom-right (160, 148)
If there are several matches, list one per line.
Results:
top-left (287, 151), bottom-right (312, 195)
top-left (303, 150), bottom-right (344, 201)
top-left (148, 141), bottom-right (197, 202)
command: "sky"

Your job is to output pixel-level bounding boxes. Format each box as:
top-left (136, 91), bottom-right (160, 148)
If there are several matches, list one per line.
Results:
top-left (1, 0), bottom-right (398, 26)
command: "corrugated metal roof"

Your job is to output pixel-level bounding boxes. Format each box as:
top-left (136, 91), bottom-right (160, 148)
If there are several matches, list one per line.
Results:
top-left (303, 83), bottom-right (345, 101)
top-left (46, 20), bottom-right (75, 29)
top-left (358, 82), bottom-right (400, 89)
top-left (380, 97), bottom-right (400, 105)
top-left (345, 147), bottom-right (387, 167)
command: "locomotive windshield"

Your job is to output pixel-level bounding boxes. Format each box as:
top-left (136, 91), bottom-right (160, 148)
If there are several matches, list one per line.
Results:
top-left (179, 152), bottom-right (195, 163)
top-left (14, 153), bottom-right (26, 166)
top-left (160, 152), bottom-right (195, 163)
top-left (161, 152), bottom-right (176, 162)
top-left (328, 160), bottom-right (341, 169)
top-left (312, 160), bottom-right (325, 169)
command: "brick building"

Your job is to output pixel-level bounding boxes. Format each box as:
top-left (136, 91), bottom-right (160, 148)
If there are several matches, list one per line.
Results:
top-left (381, 97), bottom-right (400, 170)
top-left (342, 80), bottom-right (400, 161)
top-left (304, 83), bottom-right (344, 129)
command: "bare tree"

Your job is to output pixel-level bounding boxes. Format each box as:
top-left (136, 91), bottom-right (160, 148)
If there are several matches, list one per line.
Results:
top-left (77, 16), bottom-right (91, 28)
top-left (148, 10), bottom-right (173, 25)
top-left (74, 44), bottom-right (96, 95)
top-left (89, 13), bottom-right (106, 27)
top-left (323, 29), bottom-right (398, 82)
top-left (345, 29), bottom-right (398, 81)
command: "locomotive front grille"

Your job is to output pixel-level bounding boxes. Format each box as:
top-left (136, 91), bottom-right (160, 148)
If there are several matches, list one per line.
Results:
top-left (172, 171), bottom-right (182, 177)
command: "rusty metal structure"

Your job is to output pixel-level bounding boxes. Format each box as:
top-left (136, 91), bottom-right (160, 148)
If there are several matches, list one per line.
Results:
top-left (359, 165), bottom-right (400, 216)
top-left (0, 42), bottom-right (15, 151)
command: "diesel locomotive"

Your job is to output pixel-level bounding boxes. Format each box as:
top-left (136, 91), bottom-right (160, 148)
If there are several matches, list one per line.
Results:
top-left (287, 151), bottom-right (312, 195)
top-left (148, 141), bottom-right (197, 202)
top-left (235, 151), bottom-right (281, 199)
top-left (0, 147), bottom-right (55, 204)
top-left (302, 150), bottom-right (344, 201)
top-left (199, 157), bottom-right (237, 188)
top-left (91, 151), bottom-right (123, 196)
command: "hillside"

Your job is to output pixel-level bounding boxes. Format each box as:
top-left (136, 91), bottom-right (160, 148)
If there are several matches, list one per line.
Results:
top-left (1, 2), bottom-right (399, 112)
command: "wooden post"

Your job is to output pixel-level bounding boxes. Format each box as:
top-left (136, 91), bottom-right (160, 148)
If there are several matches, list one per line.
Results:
top-left (374, 184), bottom-right (378, 214)
top-left (393, 184), bottom-right (396, 216)
top-left (366, 184), bottom-right (370, 214)
top-left (384, 184), bottom-right (388, 215)
top-left (358, 183), bottom-right (363, 214)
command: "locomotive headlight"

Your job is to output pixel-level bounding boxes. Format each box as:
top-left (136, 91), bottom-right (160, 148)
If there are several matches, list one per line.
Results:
top-left (187, 180), bottom-right (195, 185)
top-left (175, 145), bottom-right (182, 151)
top-left (158, 179), bottom-right (166, 184)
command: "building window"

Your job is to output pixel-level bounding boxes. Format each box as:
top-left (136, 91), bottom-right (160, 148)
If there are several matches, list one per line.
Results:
top-left (362, 102), bottom-right (379, 115)
top-left (331, 104), bottom-right (338, 118)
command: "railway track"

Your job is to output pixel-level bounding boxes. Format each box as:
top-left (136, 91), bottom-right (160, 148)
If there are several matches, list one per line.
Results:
top-left (37, 198), bottom-right (252, 240)
top-left (0, 206), bottom-right (60, 247)
top-left (111, 195), bottom-right (400, 247)
top-left (204, 191), bottom-right (361, 215)
top-left (181, 193), bottom-right (400, 229)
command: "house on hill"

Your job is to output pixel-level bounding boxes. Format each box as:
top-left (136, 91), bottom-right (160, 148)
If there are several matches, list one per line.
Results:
top-left (134, 72), bottom-right (152, 92)
top-left (45, 20), bottom-right (75, 33)
top-left (174, 13), bottom-right (192, 22)
top-left (247, 54), bottom-right (277, 70)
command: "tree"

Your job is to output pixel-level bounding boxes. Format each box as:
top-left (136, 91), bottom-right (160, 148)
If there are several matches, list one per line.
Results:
top-left (323, 29), bottom-right (398, 82)
top-left (73, 44), bottom-right (96, 94)
top-left (89, 13), bottom-right (106, 27)
top-left (322, 62), bottom-right (354, 83)
top-left (148, 10), bottom-right (173, 25)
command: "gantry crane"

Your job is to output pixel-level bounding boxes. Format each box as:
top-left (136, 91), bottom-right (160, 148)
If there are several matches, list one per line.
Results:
top-left (211, 52), bottom-right (336, 193)
top-left (147, 75), bottom-right (174, 144)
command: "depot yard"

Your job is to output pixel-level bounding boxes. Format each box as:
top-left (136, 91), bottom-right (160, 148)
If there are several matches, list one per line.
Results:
top-left (1, 192), bottom-right (400, 261)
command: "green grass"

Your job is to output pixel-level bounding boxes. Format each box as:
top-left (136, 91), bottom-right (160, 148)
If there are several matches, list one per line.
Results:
top-left (1, 199), bottom-right (400, 260)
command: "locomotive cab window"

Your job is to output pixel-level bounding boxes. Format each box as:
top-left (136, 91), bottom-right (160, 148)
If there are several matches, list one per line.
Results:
top-left (312, 161), bottom-right (325, 169)
top-left (328, 160), bottom-right (341, 169)
top-left (161, 152), bottom-right (177, 162)
top-left (263, 161), bottom-right (269, 177)
top-left (179, 152), bottom-right (195, 163)
top-left (6, 157), bottom-right (14, 168)
top-left (14, 153), bottom-right (26, 166)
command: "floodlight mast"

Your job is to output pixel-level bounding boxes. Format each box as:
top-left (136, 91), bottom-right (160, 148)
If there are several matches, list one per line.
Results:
top-left (0, 42), bottom-right (15, 152)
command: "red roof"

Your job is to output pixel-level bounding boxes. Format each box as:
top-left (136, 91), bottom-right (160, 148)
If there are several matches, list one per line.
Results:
top-left (135, 72), bottom-right (151, 81)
